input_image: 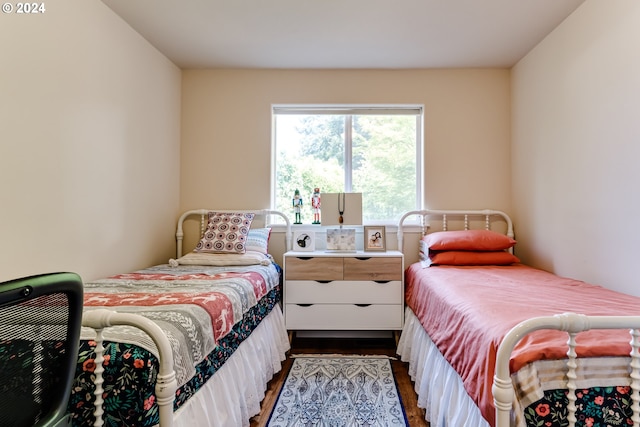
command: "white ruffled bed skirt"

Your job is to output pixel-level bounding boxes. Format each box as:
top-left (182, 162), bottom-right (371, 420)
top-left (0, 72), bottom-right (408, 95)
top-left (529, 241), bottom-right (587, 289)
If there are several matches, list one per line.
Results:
top-left (173, 307), bottom-right (290, 427)
top-left (396, 307), bottom-right (490, 427)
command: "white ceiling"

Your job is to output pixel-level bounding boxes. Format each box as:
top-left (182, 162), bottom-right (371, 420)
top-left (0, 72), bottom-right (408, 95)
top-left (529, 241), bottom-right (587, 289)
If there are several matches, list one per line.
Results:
top-left (101, 0), bottom-right (585, 69)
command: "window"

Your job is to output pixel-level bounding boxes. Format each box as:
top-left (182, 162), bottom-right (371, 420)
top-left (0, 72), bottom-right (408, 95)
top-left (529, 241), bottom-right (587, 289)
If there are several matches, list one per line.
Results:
top-left (272, 105), bottom-right (423, 223)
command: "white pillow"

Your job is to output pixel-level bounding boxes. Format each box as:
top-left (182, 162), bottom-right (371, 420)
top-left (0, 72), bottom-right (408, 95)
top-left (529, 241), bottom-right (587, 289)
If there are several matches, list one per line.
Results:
top-left (170, 251), bottom-right (271, 267)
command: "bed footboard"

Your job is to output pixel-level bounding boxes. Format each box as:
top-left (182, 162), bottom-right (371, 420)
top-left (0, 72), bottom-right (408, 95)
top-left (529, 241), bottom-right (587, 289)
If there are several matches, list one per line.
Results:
top-left (493, 313), bottom-right (640, 427)
top-left (82, 309), bottom-right (177, 427)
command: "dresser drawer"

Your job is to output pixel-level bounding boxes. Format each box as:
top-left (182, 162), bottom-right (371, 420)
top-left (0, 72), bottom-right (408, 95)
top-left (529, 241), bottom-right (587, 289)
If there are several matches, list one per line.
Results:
top-left (286, 280), bottom-right (402, 304)
top-left (285, 256), bottom-right (343, 281)
top-left (285, 303), bottom-right (403, 330)
top-left (343, 256), bottom-right (403, 281)
top-left (283, 250), bottom-right (405, 332)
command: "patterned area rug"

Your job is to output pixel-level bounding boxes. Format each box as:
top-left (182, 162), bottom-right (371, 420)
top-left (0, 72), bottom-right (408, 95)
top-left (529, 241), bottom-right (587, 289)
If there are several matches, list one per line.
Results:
top-left (267, 355), bottom-right (408, 426)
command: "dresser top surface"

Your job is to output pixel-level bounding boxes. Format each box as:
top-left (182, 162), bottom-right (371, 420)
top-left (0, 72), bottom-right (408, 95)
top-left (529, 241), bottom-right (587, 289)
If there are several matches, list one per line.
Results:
top-left (285, 250), bottom-right (403, 258)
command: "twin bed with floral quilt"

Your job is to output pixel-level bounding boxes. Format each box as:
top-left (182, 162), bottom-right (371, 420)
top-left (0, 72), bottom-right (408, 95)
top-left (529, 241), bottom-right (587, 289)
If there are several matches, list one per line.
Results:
top-left (395, 209), bottom-right (640, 427)
top-left (73, 209), bottom-right (292, 427)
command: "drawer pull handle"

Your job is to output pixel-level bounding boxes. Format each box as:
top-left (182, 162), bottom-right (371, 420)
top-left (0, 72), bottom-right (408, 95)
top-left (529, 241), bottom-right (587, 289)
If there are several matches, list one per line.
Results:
top-left (297, 304), bottom-right (313, 307)
top-left (297, 257), bottom-right (314, 261)
top-left (316, 280), bottom-right (333, 284)
top-left (374, 280), bottom-right (391, 284)
top-left (355, 257), bottom-right (372, 261)
top-left (355, 304), bottom-right (371, 308)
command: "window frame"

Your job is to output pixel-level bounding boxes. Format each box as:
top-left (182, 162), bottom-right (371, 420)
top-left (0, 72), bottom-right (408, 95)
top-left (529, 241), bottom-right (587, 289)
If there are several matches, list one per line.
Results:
top-left (271, 104), bottom-right (424, 225)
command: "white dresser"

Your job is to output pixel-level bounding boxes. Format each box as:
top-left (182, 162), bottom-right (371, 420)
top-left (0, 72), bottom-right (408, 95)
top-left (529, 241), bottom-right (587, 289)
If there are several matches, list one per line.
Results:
top-left (283, 250), bottom-right (404, 331)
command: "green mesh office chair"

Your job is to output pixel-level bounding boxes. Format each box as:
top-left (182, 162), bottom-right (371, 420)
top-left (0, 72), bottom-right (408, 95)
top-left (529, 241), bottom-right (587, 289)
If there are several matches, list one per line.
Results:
top-left (0, 272), bottom-right (83, 427)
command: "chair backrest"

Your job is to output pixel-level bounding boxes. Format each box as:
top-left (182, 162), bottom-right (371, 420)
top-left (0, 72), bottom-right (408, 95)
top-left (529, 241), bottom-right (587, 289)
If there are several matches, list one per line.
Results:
top-left (0, 272), bottom-right (83, 427)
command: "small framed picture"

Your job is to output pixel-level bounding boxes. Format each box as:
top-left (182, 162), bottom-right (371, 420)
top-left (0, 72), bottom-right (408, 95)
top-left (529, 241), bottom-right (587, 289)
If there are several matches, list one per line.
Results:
top-left (326, 228), bottom-right (356, 252)
top-left (293, 230), bottom-right (315, 252)
top-left (364, 226), bottom-right (386, 252)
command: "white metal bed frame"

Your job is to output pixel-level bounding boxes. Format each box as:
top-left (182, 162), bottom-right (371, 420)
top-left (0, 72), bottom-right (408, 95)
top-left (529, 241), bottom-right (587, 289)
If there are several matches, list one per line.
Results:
top-left (81, 209), bottom-right (292, 427)
top-left (397, 209), bottom-right (640, 427)
top-left (176, 209), bottom-right (292, 258)
top-left (397, 208), bottom-right (514, 252)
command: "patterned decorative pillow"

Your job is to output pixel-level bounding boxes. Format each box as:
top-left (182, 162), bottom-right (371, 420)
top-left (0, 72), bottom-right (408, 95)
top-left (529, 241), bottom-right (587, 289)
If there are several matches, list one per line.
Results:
top-left (245, 228), bottom-right (271, 254)
top-left (195, 212), bottom-right (255, 254)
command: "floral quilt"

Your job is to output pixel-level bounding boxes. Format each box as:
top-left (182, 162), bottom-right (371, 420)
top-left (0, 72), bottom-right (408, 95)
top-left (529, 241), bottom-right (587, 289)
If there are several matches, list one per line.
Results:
top-left (70, 287), bottom-right (280, 427)
top-left (69, 262), bottom-right (281, 426)
top-left (81, 262), bottom-right (279, 387)
top-left (524, 386), bottom-right (634, 427)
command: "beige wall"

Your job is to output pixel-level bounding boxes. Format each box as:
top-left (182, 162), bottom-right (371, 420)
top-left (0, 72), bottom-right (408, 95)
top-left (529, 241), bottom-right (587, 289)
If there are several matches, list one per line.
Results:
top-left (511, 0), bottom-right (640, 294)
top-left (181, 69), bottom-right (512, 260)
top-left (0, 6), bottom-right (515, 280)
top-left (6, 0), bottom-right (634, 295)
top-left (0, 0), bottom-right (182, 282)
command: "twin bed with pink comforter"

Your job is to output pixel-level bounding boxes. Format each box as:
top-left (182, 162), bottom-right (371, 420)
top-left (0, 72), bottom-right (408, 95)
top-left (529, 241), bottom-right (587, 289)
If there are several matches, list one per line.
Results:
top-left (396, 209), bottom-right (640, 427)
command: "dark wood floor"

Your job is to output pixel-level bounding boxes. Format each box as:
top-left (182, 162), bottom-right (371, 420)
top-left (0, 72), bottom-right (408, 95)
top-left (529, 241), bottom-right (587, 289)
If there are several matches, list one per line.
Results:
top-left (249, 334), bottom-right (429, 427)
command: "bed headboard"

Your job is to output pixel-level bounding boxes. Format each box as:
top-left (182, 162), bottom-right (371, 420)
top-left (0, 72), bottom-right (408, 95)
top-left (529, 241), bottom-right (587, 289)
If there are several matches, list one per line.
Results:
top-left (175, 209), bottom-right (292, 258)
top-left (396, 209), bottom-right (514, 253)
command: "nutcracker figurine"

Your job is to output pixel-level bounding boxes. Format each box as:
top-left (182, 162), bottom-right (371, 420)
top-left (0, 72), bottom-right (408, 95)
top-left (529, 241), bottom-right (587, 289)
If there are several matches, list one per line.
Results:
top-left (311, 187), bottom-right (321, 224)
top-left (292, 189), bottom-right (303, 224)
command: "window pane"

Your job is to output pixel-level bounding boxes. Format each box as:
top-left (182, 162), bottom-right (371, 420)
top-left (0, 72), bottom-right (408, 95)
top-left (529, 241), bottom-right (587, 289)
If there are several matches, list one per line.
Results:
top-left (351, 115), bottom-right (417, 222)
top-left (274, 115), bottom-right (345, 222)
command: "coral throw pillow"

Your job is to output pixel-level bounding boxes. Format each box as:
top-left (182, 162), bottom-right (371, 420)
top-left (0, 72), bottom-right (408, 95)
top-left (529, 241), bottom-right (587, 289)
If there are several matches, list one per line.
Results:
top-left (423, 229), bottom-right (516, 252)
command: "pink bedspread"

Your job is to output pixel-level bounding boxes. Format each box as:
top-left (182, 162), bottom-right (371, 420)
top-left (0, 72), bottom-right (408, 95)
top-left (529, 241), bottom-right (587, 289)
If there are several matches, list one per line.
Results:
top-left (405, 262), bottom-right (640, 426)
